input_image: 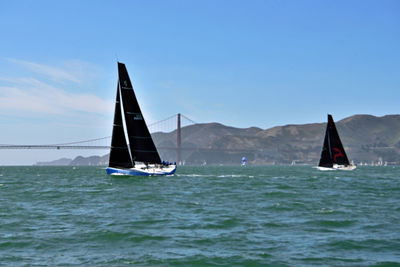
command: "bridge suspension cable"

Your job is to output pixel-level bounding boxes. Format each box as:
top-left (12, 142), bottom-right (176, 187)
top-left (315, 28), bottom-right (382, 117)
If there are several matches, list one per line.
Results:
top-left (0, 113), bottom-right (197, 150)
top-left (181, 114), bottom-right (197, 125)
top-left (48, 136), bottom-right (111, 146)
top-left (147, 114), bottom-right (178, 128)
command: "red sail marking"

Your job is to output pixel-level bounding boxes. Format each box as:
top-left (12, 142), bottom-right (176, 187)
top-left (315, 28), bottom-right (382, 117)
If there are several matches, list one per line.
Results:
top-left (332, 148), bottom-right (344, 161)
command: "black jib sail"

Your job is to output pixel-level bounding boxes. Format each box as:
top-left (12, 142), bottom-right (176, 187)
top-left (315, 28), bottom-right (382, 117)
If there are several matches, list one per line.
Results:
top-left (318, 114), bottom-right (350, 167)
top-left (108, 83), bottom-right (133, 168)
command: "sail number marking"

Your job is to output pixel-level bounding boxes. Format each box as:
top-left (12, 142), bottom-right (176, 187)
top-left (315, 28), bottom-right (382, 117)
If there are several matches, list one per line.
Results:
top-left (332, 147), bottom-right (344, 161)
top-left (126, 112), bottom-right (143, 120)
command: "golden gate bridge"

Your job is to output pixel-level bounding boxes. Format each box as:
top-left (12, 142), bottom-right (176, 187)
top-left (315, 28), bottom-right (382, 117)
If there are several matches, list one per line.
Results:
top-left (0, 113), bottom-right (196, 163)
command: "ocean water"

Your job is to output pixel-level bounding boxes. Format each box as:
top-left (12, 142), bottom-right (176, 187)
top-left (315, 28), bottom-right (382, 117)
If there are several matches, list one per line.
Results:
top-left (0, 165), bottom-right (399, 266)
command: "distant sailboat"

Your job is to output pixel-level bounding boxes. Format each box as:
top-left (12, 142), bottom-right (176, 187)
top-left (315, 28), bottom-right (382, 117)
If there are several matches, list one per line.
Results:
top-left (317, 114), bottom-right (356, 171)
top-left (106, 62), bottom-right (176, 176)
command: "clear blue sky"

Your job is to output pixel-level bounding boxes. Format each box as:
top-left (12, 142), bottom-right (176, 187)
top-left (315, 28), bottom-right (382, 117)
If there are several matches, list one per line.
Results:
top-left (0, 0), bottom-right (399, 164)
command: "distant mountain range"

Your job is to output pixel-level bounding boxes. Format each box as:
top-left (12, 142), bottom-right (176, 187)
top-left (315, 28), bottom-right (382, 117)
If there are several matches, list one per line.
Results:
top-left (36, 155), bottom-right (109, 166)
top-left (36, 114), bottom-right (400, 166)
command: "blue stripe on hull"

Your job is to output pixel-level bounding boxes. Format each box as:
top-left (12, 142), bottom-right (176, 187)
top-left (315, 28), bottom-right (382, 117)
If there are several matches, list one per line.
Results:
top-left (106, 166), bottom-right (176, 176)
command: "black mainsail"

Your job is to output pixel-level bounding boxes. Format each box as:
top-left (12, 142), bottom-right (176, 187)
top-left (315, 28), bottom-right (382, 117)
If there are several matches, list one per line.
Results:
top-left (318, 114), bottom-right (350, 167)
top-left (108, 62), bottom-right (162, 168)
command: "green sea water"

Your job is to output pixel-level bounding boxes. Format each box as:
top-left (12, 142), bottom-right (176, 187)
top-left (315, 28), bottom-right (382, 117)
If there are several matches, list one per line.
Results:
top-left (0, 165), bottom-right (399, 266)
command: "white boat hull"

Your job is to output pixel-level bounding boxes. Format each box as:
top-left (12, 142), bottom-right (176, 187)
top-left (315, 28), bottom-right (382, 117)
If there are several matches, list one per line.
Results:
top-left (316, 164), bottom-right (357, 171)
top-left (106, 164), bottom-right (176, 176)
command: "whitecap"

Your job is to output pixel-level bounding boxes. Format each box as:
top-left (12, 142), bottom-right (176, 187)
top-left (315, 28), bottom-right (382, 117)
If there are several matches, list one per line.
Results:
top-left (177, 174), bottom-right (214, 177)
top-left (217, 174), bottom-right (246, 178)
top-left (318, 208), bottom-right (334, 213)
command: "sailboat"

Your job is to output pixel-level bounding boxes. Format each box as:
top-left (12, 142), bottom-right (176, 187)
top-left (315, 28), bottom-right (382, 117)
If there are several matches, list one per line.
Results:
top-left (317, 114), bottom-right (356, 171)
top-left (241, 157), bottom-right (247, 166)
top-left (106, 62), bottom-right (177, 176)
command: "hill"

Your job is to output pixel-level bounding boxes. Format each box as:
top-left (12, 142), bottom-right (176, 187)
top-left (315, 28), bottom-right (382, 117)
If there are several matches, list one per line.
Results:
top-left (36, 158), bottom-right (72, 166)
top-left (36, 114), bottom-right (400, 166)
top-left (153, 114), bottom-right (400, 165)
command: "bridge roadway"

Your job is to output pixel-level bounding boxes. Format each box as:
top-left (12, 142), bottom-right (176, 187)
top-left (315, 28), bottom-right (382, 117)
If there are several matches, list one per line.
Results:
top-left (0, 145), bottom-right (110, 150)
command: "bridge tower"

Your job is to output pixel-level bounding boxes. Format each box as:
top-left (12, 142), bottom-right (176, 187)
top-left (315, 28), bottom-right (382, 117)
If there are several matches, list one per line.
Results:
top-left (177, 113), bottom-right (181, 164)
